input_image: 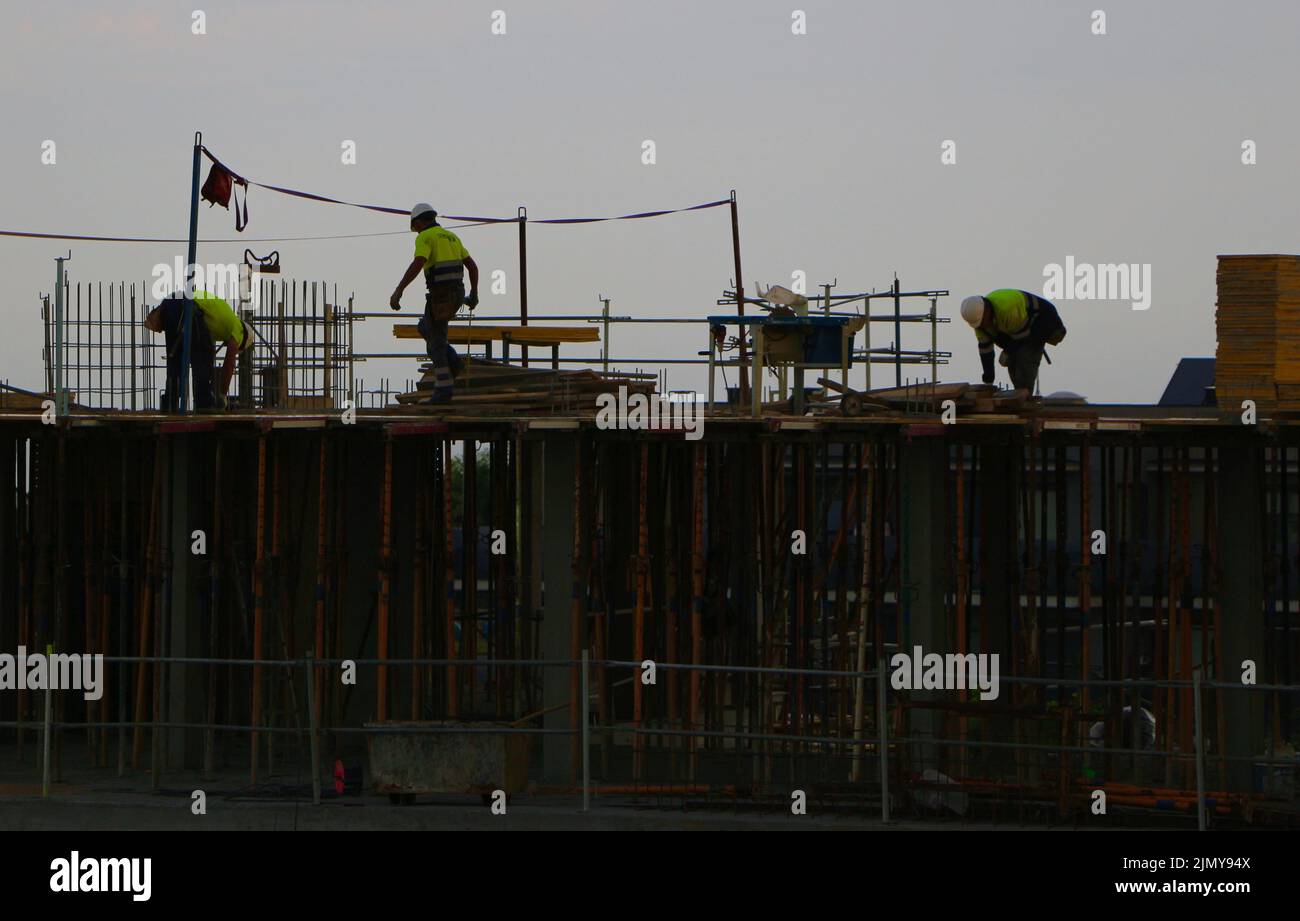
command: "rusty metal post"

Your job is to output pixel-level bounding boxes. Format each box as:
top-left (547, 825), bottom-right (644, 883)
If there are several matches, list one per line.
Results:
top-left (443, 439), bottom-right (458, 715)
top-left (306, 649), bottom-right (320, 805)
top-left (690, 443), bottom-right (705, 779)
top-left (412, 446), bottom-right (426, 720)
top-left (314, 439), bottom-right (328, 727)
top-left (463, 439), bottom-right (478, 707)
top-left (377, 436), bottom-right (394, 721)
top-left (250, 434), bottom-right (267, 783)
top-left (954, 443), bottom-right (968, 777)
top-left (633, 443), bottom-right (649, 781)
top-left (1080, 437), bottom-right (1092, 714)
top-left (131, 440), bottom-right (163, 768)
top-left (204, 440), bottom-right (223, 775)
top-left (570, 438), bottom-right (585, 779)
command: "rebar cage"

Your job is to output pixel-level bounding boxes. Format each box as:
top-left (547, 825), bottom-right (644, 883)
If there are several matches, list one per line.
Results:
top-left (40, 278), bottom-right (355, 411)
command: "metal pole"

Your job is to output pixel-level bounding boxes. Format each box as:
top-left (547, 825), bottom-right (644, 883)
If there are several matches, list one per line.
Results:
top-left (581, 648), bottom-right (590, 812)
top-left (599, 295), bottom-right (610, 376)
top-left (42, 643), bottom-right (53, 798)
top-left (706, 329), bottom-right (716, 414)
top-left (730, 191), bottom-right (748, 405)
top-left (1194, 668), bottom-right (1206, 831)
top-left (53, 254), bottom-right (71, 416)
top-left (518, 207), bottom-right (528, 368)
top-left (892, 275), bottom-right (902, 388)
top-left (877, 656), bottom-right (889, 824)
top-left (929, 296), bottom-right (938, 385)
top-left (179, 131), bottom-right (202, 412)
top-left (306, 650), bottom-right (321, 805)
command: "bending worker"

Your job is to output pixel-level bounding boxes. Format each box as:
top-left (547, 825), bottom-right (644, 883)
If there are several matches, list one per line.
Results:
top-left (959, 289), bottom-right (1067, 394)
top-left (144, 290), bottom-right (253, 410)
top-left (389, 203), bottom-right (480, 403)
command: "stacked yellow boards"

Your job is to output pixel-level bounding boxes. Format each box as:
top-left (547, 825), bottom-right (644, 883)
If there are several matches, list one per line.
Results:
top-left (1215, 255), bottom-right (1300, 410)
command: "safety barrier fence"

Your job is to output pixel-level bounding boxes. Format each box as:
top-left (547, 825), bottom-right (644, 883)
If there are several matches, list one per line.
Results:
top-left (5, 654), bottom-right (1296, 827)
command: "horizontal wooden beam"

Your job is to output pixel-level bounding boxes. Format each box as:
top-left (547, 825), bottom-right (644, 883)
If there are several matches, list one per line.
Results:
top-left (393, 324), bottom-right (600, 344)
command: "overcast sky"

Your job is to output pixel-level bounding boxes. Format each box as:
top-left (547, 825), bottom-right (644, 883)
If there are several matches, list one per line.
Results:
top-left (3, 0), bottom-right (1298, 403)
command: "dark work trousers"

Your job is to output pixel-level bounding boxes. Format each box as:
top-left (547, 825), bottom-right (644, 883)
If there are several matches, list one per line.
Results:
top-left (420, 280), bottom-right (465, 393)
top-left (1006, 295), bottom-right (1066, 394)
top-left (159, 297), bottom-right (216, 410)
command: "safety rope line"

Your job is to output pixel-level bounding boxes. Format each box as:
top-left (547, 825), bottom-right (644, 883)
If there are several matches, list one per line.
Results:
top-left (0, 145), bottom-right (728, 244)
top-left (0, 229), bottom-right (409, 244)
top-left (198, 145), bottom-right (729, 226)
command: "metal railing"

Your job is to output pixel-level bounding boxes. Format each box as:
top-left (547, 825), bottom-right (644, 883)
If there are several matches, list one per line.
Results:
top-left (7, 653), bottom-right (1296, 827)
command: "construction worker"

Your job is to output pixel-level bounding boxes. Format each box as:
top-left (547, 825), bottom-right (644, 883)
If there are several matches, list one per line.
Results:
top-left (389, 203), bottom-right (480, 403)
top-left (144, 290), bottom-right (253, 410)
top-left (959, 289), bottom-right (1067, 394)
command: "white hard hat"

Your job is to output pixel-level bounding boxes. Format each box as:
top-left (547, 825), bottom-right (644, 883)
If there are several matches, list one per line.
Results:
top-left (960, 295), bottom-right (987, 327)
top-left (410, 202), bottom-right (437, 223)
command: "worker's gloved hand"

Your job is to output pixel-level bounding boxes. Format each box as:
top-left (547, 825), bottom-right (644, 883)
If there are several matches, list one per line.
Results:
top-left (389, 291), bottom-right (402, 310)
top-left (464, 290), bottom-right (479, 310)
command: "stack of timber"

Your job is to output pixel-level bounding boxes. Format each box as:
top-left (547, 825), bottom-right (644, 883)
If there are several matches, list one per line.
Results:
top-left (1215, 254), bottom-right (1300, 410)
top-left (815, 379), bottom-right (1032, 416)
top-left (395, 357), bottom-right (655, 413)
top-left (0, 383), bottom-right (73, 410)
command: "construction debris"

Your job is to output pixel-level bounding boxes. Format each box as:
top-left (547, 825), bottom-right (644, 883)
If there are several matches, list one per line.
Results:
top-left (815, 378), bottom-right (1031, 416)
top-left (395, 357), bottom-right (655, 413)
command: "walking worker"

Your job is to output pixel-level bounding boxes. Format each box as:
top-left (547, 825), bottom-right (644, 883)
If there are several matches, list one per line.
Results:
top-left (959, 289), bottom-right (1067, 394)
top-left (144, 290), bottom-right (253, 410)
top-left (389, 203), bottom-right (480, 403)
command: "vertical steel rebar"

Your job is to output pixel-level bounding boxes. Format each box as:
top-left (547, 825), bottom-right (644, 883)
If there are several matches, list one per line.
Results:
top-left (131, 440), bottom-right (163, 767)
top-left (633, 442), bottom-right (649, 781)
top-left (315, 439), bottom-right (329, 727)
top-left (377, 437), bottom-right (394, 721)
top-left (250, 434), bottom-right (267, 784)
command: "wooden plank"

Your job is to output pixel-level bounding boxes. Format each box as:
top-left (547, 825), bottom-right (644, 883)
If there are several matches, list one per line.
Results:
top-left (393, 324), bottom-right (599, 344)
top-left (866, 382), bottom-right (969, 403)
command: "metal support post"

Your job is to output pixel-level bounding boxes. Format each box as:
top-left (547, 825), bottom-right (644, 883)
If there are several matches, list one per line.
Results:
top-left (42, 643), bottom-right (53, 798)
top-left (599, 295), bottom-right (610, 376)
top-left (893, 275), bottom-right (902, 388)
top-left (706, 329), bottom-right (716, 414)
top-left (53, 254), bottom-right (71, 416)
top-left (878, 657), bottom-right (890, 824)
top-left (929, 296), bottom-right (938, 385)
top-left (179, 131), bottom-right (203, 412)
top-left (1194, 668), bottom-right (1205, 831)
top-left (307, 650), bottom-right (321, 805)
top-left (730, 191), bottom-right (748, 405)
top-left (581, 648), bottom-right (590, 812)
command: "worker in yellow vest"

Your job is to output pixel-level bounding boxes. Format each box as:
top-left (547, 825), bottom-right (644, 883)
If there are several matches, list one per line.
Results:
top-left (144, 290), bottom-right (253, 410)
top-left (960, 289), bottom-right (1067, 394)
top-left (390, 203), bottom-right (480, 402)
